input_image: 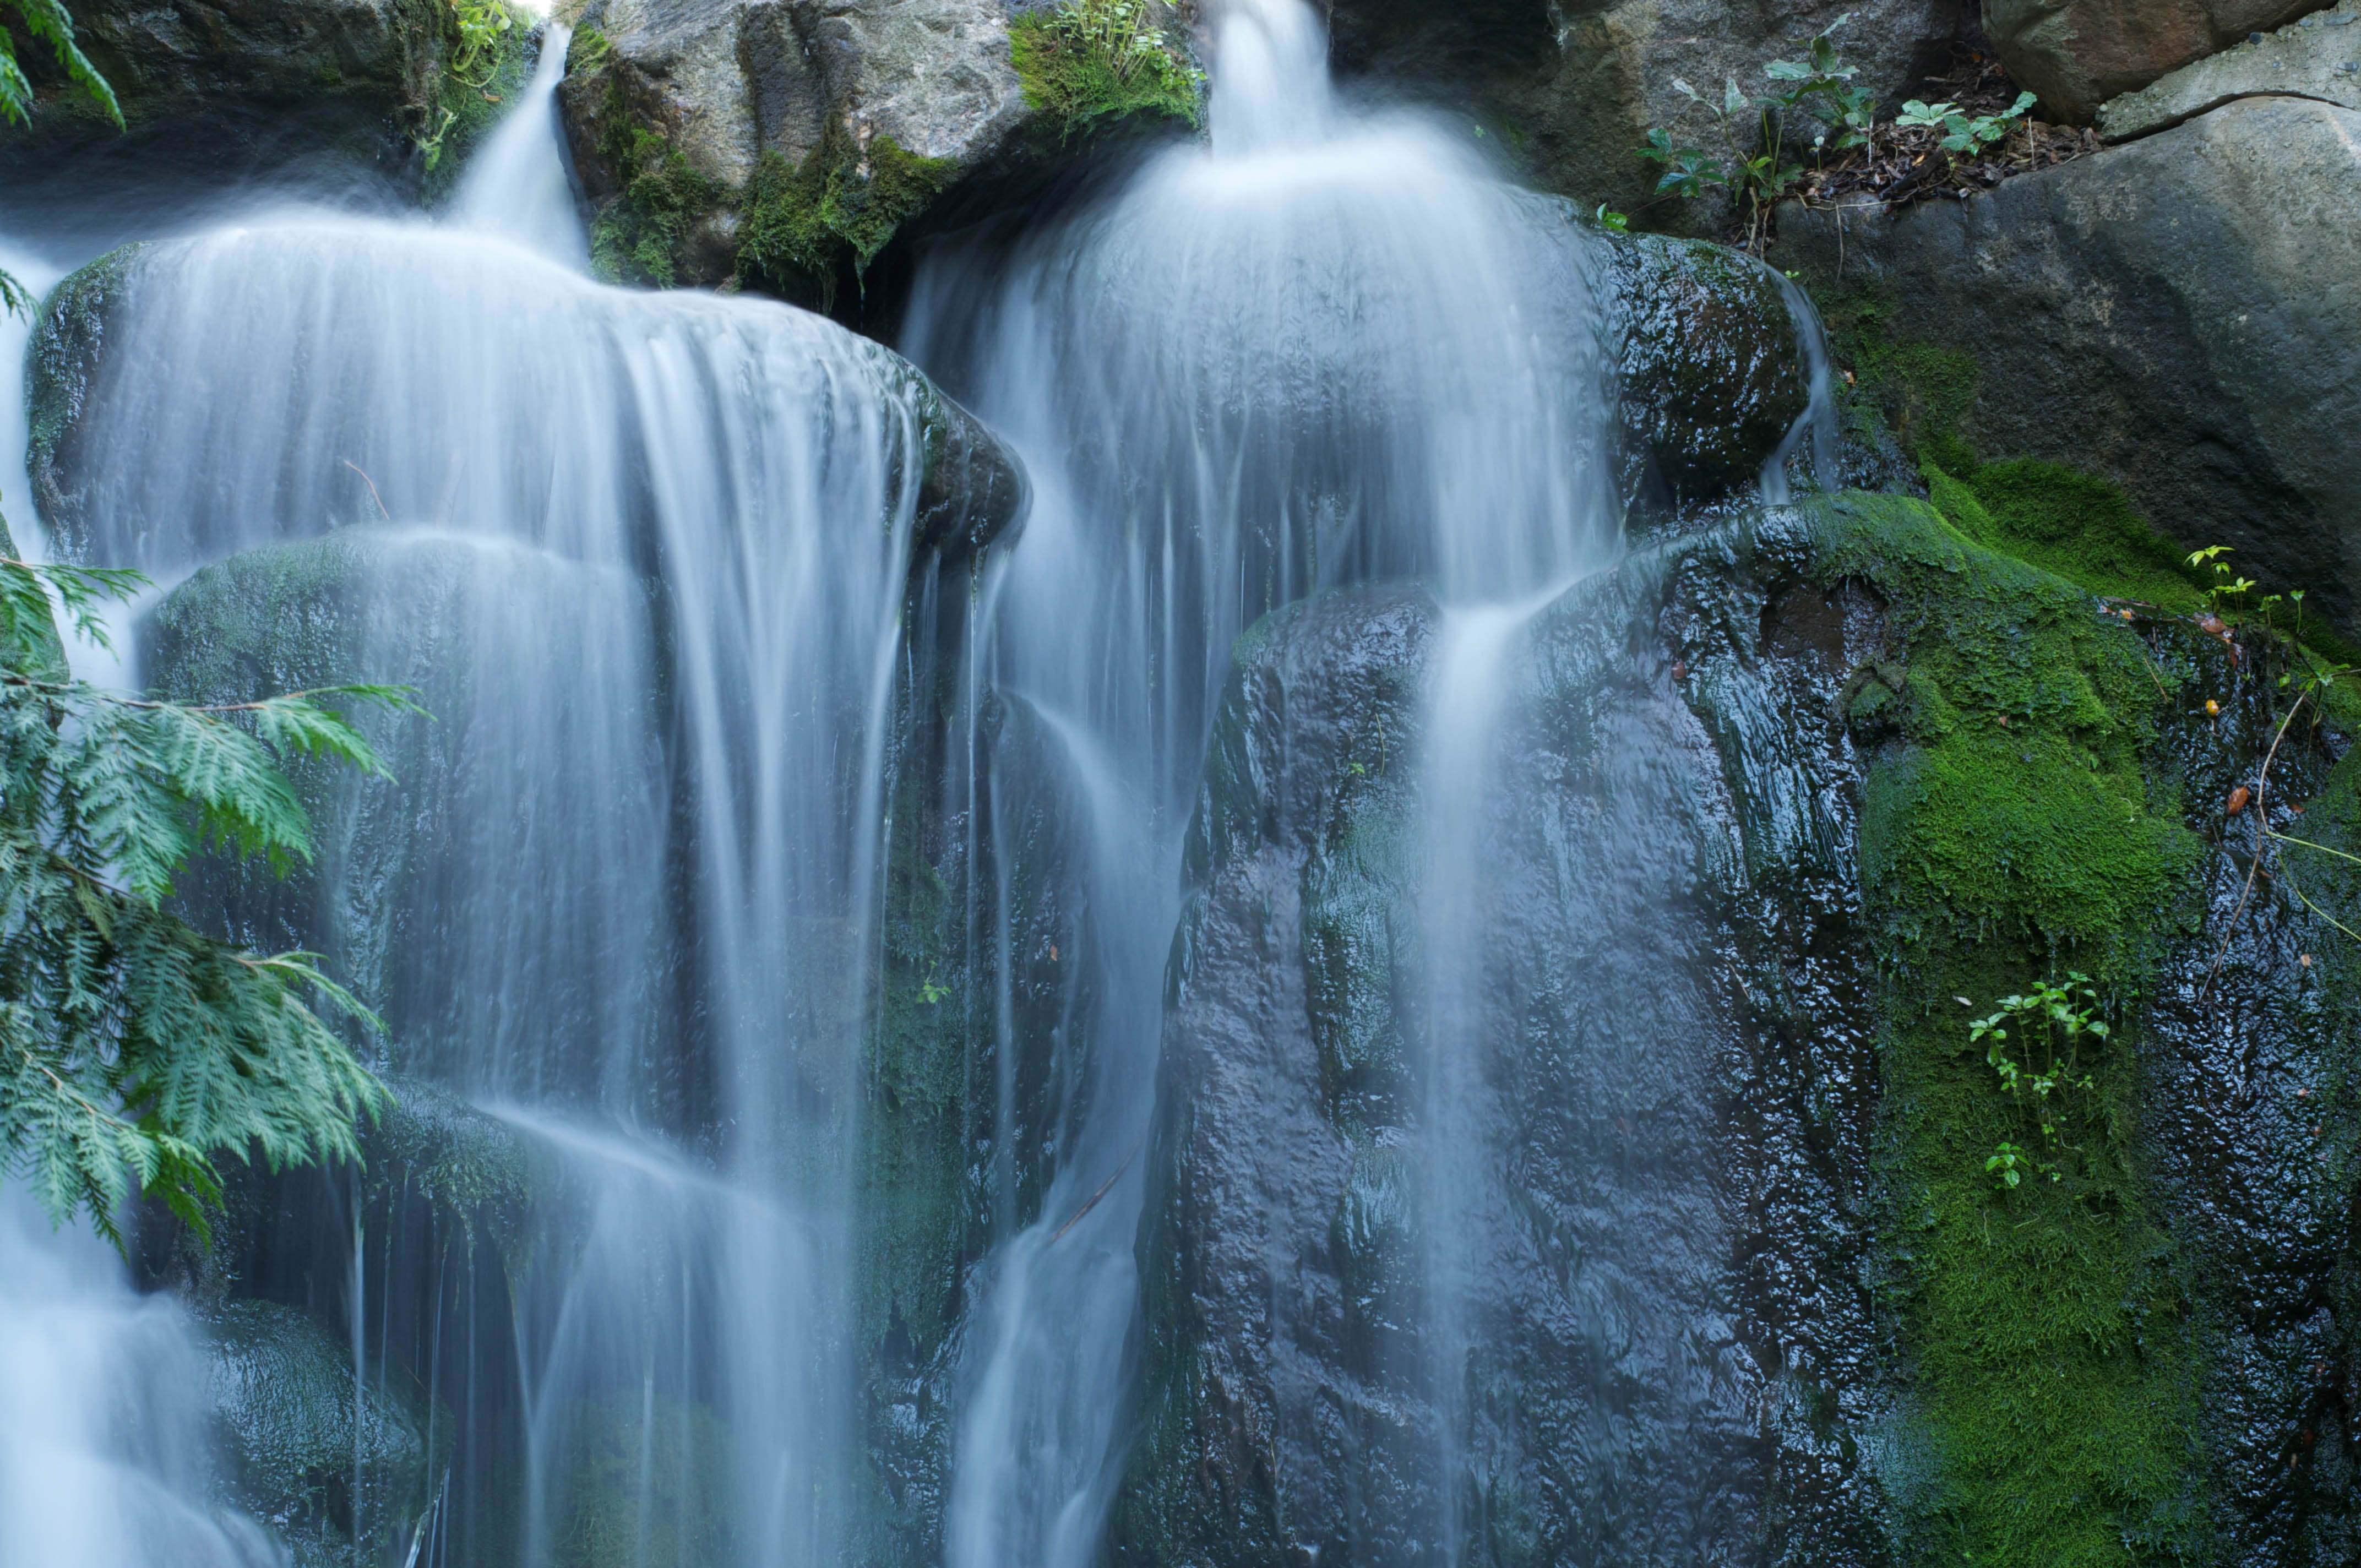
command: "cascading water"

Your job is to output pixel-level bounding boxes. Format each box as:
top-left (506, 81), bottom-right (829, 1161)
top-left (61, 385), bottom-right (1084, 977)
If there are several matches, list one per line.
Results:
top-left (10, 28), bottom-right (954, 1564)
top-left (904, 2), bottom-right (1619, 1561)
top-left (1, 0), bottom-right (1852, 1560)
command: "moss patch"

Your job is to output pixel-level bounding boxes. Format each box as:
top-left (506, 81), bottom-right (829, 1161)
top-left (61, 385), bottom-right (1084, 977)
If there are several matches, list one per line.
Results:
top-left (737, 128), bottom-right (958, 309)
top-left (589, 97), bottom-right (723, 287)
top-left (1008, 2), bottom-right (1203, 148)
top-left (1814, 493), bottom-right (2211, 1564)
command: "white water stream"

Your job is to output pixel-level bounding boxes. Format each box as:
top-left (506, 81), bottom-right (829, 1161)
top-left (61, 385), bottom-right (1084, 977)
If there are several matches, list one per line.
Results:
top-left (0, 0), bottom-right (1829, 1561)
top-left (907, 3), bottom-right (1617, 1561)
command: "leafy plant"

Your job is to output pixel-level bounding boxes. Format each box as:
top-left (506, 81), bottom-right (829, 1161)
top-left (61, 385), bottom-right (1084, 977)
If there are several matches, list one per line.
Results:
top-left (2, 475), bottom-right (414, 1241)
top-left (0, 0), bottom-right (123, 309)
top-left (2185, 545), bottom-right (2257, 620)
top-left (447, 0), bottom-right (516, 87)
top-left (1895, 91), bottom-right (2036, 158)
top-left (1, 556), bottom-right (414, 1242)
top-left (1633, 15), bottom-right (1870, 253)
top-left (1966, 973), bottom-right (2109, 1188)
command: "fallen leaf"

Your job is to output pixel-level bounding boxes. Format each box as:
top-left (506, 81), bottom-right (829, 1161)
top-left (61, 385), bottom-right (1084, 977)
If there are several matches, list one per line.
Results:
top-left (2226, 785), bottom-right (2251, 815)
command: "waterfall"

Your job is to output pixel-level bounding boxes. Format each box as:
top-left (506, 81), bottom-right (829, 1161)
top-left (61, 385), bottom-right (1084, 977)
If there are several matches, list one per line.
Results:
top-left (451, 24), bottom-right (586, 267)
top-left (14, 27), bottom-right (951, 1556)
top-left (906, 2), bottom-right (1618, 1561)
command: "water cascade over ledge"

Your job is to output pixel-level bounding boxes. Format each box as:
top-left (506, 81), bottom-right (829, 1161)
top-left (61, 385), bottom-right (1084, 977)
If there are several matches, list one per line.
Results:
top-left (19, 0), bottom-right (2338, 1564)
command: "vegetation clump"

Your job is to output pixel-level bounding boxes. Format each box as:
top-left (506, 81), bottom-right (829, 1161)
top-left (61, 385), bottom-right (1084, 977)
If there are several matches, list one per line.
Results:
top-left (1009, 0), bottom-right (1204, 146)
top-left (419, 0), bottom-right (533, 203)
top-left (1633, 20), bottom-right (2078, 252)
top-left (1814, 493), bottom-right (2210, 1564)
top-left (0, 532), bottom-right (410, 1241)
top-left (737, 128), bottom-right (958, 308)
top-left (589, 94), bottom-right (722, 287)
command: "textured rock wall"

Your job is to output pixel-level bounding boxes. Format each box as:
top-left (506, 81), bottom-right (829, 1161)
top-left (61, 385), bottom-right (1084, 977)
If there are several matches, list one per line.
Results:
top-left (1782, 96), bottom-right (2361, 635)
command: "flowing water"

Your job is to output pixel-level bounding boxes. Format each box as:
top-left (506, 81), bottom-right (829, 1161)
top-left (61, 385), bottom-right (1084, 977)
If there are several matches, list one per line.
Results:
top-left (0, 0), bottom-right (1830, 1561)
top-left (904, 2), bottom-right (1617, 1560)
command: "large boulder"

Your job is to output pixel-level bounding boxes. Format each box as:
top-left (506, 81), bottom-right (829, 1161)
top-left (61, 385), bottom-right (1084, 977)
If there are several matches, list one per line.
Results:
top-left (1117, 490), bottom-right (2361, 1564)
top-left (2096, 0), bottom-right (2361, 138)
top-left (1330, 0), bottom-right (1961, 232)
top-left (1983, 0), bottom-right (2337, 121)
top-left (1780, 95), bottom-right (2361, 633)
top-left (29, 233), bottom-right (1025, 571)
top-left (556, 0), bottom-right (1082, 293)
top-left (0, 0), bottom-right (515, 190)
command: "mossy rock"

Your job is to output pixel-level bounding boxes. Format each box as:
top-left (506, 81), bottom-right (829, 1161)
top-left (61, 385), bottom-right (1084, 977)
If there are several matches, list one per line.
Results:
top-left (206, 1298), bottom-right (436, 1564)
top-left (28, 242), bottom-right (148, 559)
top-left (1005, 1), bottom-right (1204, 150)
top-left (418, 8), bottom-right (538, 205)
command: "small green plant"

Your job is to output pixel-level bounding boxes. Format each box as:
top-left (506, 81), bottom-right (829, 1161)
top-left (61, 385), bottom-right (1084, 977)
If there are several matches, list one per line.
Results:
top-left (2185, 545), bottom-right (2256, 619)
top-left (1634, 15), bottom-right (1873, 253)
top-left (916, 967), bottom-right (951, 1005)
top-left (1984, 1140), bottom-right (2038, 1190)
top-left (1593, 205), bottom-right (1630, 233)
top-left (1894, 91), bottom-right (2036, 159)
top-left (448, 0), bottom-right (516, 86)
top-left (1967, 973), bottom-right (2109, 1189)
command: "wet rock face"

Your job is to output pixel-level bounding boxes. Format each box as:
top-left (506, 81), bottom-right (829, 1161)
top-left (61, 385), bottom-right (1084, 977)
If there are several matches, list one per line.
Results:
top-left (1984, 0), bottom-right (2337, 121)
top-left (1119, 515), bottom-right (1902, 1565)
top-left (0, 0), bottom-right (445, 179)
top-left (1781, 96), bottom-right (2361, 635)
top-left (1598, 231), bottom-right (1814, 508)
top-left (206, 1298), bottom-right (434, 1563)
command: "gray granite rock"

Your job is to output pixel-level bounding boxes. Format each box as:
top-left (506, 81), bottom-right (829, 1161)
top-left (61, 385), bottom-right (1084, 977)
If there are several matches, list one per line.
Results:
top-left (1781, 94), bottom-right (2361, 631)
top-left (2097, 0), bottom-right (2361, 137)
top-left (1983, 0), bottom-right (2336, 122)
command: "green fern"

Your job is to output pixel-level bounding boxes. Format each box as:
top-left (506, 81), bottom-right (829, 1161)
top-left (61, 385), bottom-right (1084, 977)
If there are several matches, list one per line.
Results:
top-left (2, 549), bottom-right (416, 1245)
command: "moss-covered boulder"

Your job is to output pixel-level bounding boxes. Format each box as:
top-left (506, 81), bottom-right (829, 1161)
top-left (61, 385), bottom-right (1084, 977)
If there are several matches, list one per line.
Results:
top-left (558, 0), bottom-right (1025, 294)
top-left (206, 1298), bottom-right (436, 1566)
top-left (555, 0), bottom-right (1204, 300)
top-left (1117, 489), bottom-right (2360, 1564)
top-left (0, 0), bottom-right (540, 191)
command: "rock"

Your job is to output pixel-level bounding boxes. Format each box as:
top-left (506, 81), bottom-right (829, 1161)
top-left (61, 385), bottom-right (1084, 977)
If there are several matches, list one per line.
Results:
top-left (1329, 0), bottom-right (1960, 232)
top-left (1118, 509), bottom-right (1905, 1562)
top-left (1121, 488), bottom-right (2355, 1562)
top-left (1780, 95), bottom-right (2361, 633)
top-left (0, 0), bottom-right (454, 182)
top-left (2097, 0), bottom-right (2361, 137)
top-left (1597, 228), bottom-right (1817, 505)
top-left (205, 1298), bottom-right (434, 1561)
top-left (29, 235), bottom-right (1025, 569)
top-left (559, 0), bottom-right (1030, 291)
top-left (1983, 0), bottom-right (2336, 122)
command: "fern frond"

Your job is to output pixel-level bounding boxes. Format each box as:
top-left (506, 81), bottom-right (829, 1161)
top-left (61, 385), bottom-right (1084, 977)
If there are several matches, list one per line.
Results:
top-left (1, 0), bottom-right (125, 128)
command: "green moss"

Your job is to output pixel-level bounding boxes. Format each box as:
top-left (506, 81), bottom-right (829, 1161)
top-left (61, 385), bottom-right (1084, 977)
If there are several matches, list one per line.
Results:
top-left (27, 242), bottom-right (143, 491)
top-left (565, 24), bottom-right (613, 73)
top-left (1008, 3), bottom-right (1203, 147)
top-left (420, 2), bottom-right (534, 205)
top-left (589, 102), bottom-right (723, 287)
top-left (737, 128), bottom-right (958, 309)
top-left (1813, 493), bottom-right (2210, 1564)
top-left (1924, 461), bottom-right (2204, 616)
